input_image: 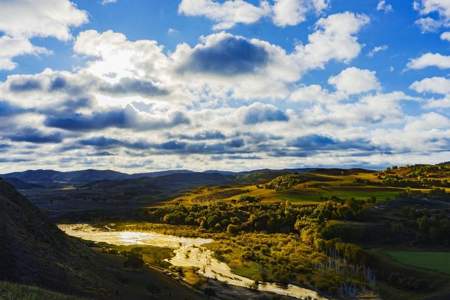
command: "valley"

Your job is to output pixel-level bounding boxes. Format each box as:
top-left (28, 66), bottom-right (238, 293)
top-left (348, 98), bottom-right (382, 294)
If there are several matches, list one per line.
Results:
top-left (1, 163), bottom-right (450, 299)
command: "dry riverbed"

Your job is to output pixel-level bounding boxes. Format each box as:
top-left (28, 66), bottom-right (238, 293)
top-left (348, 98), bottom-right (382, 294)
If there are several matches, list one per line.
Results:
top-left (59, 224), bottom-right (327, 300)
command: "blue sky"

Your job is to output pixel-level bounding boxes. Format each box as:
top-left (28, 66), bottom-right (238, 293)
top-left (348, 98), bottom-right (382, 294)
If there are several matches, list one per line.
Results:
top-left (0, 0), bottom-right (449, 172)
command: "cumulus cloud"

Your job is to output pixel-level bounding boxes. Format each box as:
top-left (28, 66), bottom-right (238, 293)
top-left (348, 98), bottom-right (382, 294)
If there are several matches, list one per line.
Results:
top-left (178, 0), bottom-right (270, 30)
top-left (411, 77), bottom-right (450, 108)
top-left (79, 136), bottom-right (149, 150)
top-left (0, 0), bottom-right (87, 70)
top-left (171, 32), bottom-right (298, 99)
top-left (172, 131), bottom-right (227, 141)
top-left (426, 97), bottom-right (450, 108)
top-left (289, 134), bottom-right (381, 153)
top-left (174, 13), bottom-right (368, 99)
top-left (328, 67), bottom-right (380, 95)
top-left (178, 0), bottom-right (328, 30)
top-left (414, 0), bottom-right (450, 18)
top-left (149, 138), bottom-right (246, 155)
top-left (99, 78), bottom-right (169, 97)
top-left (416, 17), bottom-right (442, 32)
top-left (1, 4), bottom-right (448, 171)
top-left (0, 0), bottom-right (87, 40)
top-left (0, 36), bottom-right (50, 70)
top-left (289, 84), bottom-right (339, 103)
top-left (177, 35), bottom-right (269, 75)
top-left (45, 105), bottom-right (190, 132)
top-left (0, 100), bottom-right (26, 117)
top-left (407, 53), bottom-right (450, 69)
top-left (240, 103), bottom-right (289, 124)
top-left (414, 0), bottom-right (450, 31)
top-left (77, 135), bottom-right (249, 156)
top-left (410, 76), bottom-right (450, 94)
top-left (298, 91), bottom-right (413, 127)
top-left (8, 78), bottom-right (43, 93)
top-left (68, 15), bottom-right (368, 102)
top-left (5, 72), bottom-right (78, 96)
top-left (294, 12), bottom-right (369, 70)
top-left (272, 0), bottom-right (328, 27)
top-left (6, 128), bottom-right (63, 144)
top-left (4, 70), bottom-right (168, 101)
top-left (441, 31), bottom-right (450, 41)
top-left (74, 30), bottom-right (168, 81)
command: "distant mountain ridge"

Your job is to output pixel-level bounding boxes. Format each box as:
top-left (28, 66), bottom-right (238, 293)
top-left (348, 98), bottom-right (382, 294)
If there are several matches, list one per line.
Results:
top-left (2, 167), bottom-right (377, 189)
top-left (2, 169), bottom-right (215, 188)
top-left (2, 169), bottom-right (130, 187)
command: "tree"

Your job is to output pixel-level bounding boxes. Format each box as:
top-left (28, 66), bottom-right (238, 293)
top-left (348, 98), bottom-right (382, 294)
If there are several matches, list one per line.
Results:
top-left (227, 224), bottom-right (239, 235)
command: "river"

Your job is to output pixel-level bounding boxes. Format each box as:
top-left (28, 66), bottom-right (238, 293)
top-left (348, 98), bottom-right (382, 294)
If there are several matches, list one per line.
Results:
top-left (59, 224), bottom-right (327, 300)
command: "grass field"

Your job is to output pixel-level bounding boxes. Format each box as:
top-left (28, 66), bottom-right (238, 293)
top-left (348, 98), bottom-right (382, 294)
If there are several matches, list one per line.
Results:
top-left (274, 186), bottom-right (401, 203)
top-left (385, 250), bottom-right (450, 275)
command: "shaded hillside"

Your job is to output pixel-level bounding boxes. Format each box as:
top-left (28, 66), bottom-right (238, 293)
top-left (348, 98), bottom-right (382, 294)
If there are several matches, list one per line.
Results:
top-left (3, 177), bottom-right (43, 189)
top-left (0, 179), bottom-right (202, 300)
top-left (0, 281), bottom-right (82, 300)
top-left (18, 172), bottom-right (237, 218)
top-left (2, 169), bottom-right (130, 187)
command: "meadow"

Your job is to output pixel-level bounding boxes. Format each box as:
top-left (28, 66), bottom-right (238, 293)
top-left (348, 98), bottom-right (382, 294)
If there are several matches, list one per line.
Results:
top-left (384, 251), bottom-right (450, 275)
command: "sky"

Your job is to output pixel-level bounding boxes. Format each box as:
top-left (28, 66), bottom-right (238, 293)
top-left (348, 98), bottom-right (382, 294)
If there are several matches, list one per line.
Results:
top-left (0, 0), bottom-right (449, 173)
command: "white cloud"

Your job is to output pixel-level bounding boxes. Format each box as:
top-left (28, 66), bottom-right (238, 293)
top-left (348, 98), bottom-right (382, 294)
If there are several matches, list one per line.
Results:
top-left (102, 0), bottom-right (117, 5)
top-left (70, 12), bottom-right (368, 102)
top-left (168, 28), bottom-right (179, 35)
top-left (299, 91), bottom-right (412, 128)
top-left (408, 53), bottom-right (450, 69)
top-left (328, 67), bottom-right (381, 95)
top-left (441, 31), bottom-right (450, 41)
top-left (272, 0), bottom-right (328, 27)
top-left (368, 45), bottom-right (388, 57)
top-left (4, 13), bottom-right (448, 171)
top-left (414, 0), bottom-right (450, 18)
top-left (170, 12), bottom-right (368, 100)
top-left (415, 17), bottom-right (443, 32)
top-left (294, 12), bottom-right (369, 70)
top-left (405, 112), bottom-right (450, 131)
top-left (377, 0), bottom-right (393, 13)
top-left (178, 0), bottom-right (329, 30)
top-left (74, 30), bottom-right (169, 83)
top-left (289, 84), bottom-right (338, 103)
top-left (0, 0), bottom-right (87, 40)
top-left (410, 76), bottom-right (450, 94)
top-left (311, 0), bottom-right (329, 12)
top-left (272, 0), bottom-right (308, 27)
top-left (0, 0), bottom-right (87, 70)
top-left (171, 32), bottom-right (298, 99)
top-left (370, 112), bottom-right (450, 154)
top-left (178, 0), bottom-right (270, 30)
top-left (414, 0), bottom-right (450, 31)
top-left (426, 97), bottom-right (450, 108)
top-left (0, 36), bottom-right (51, 70)
top-left (411, 76), bottom-right (450, 108)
